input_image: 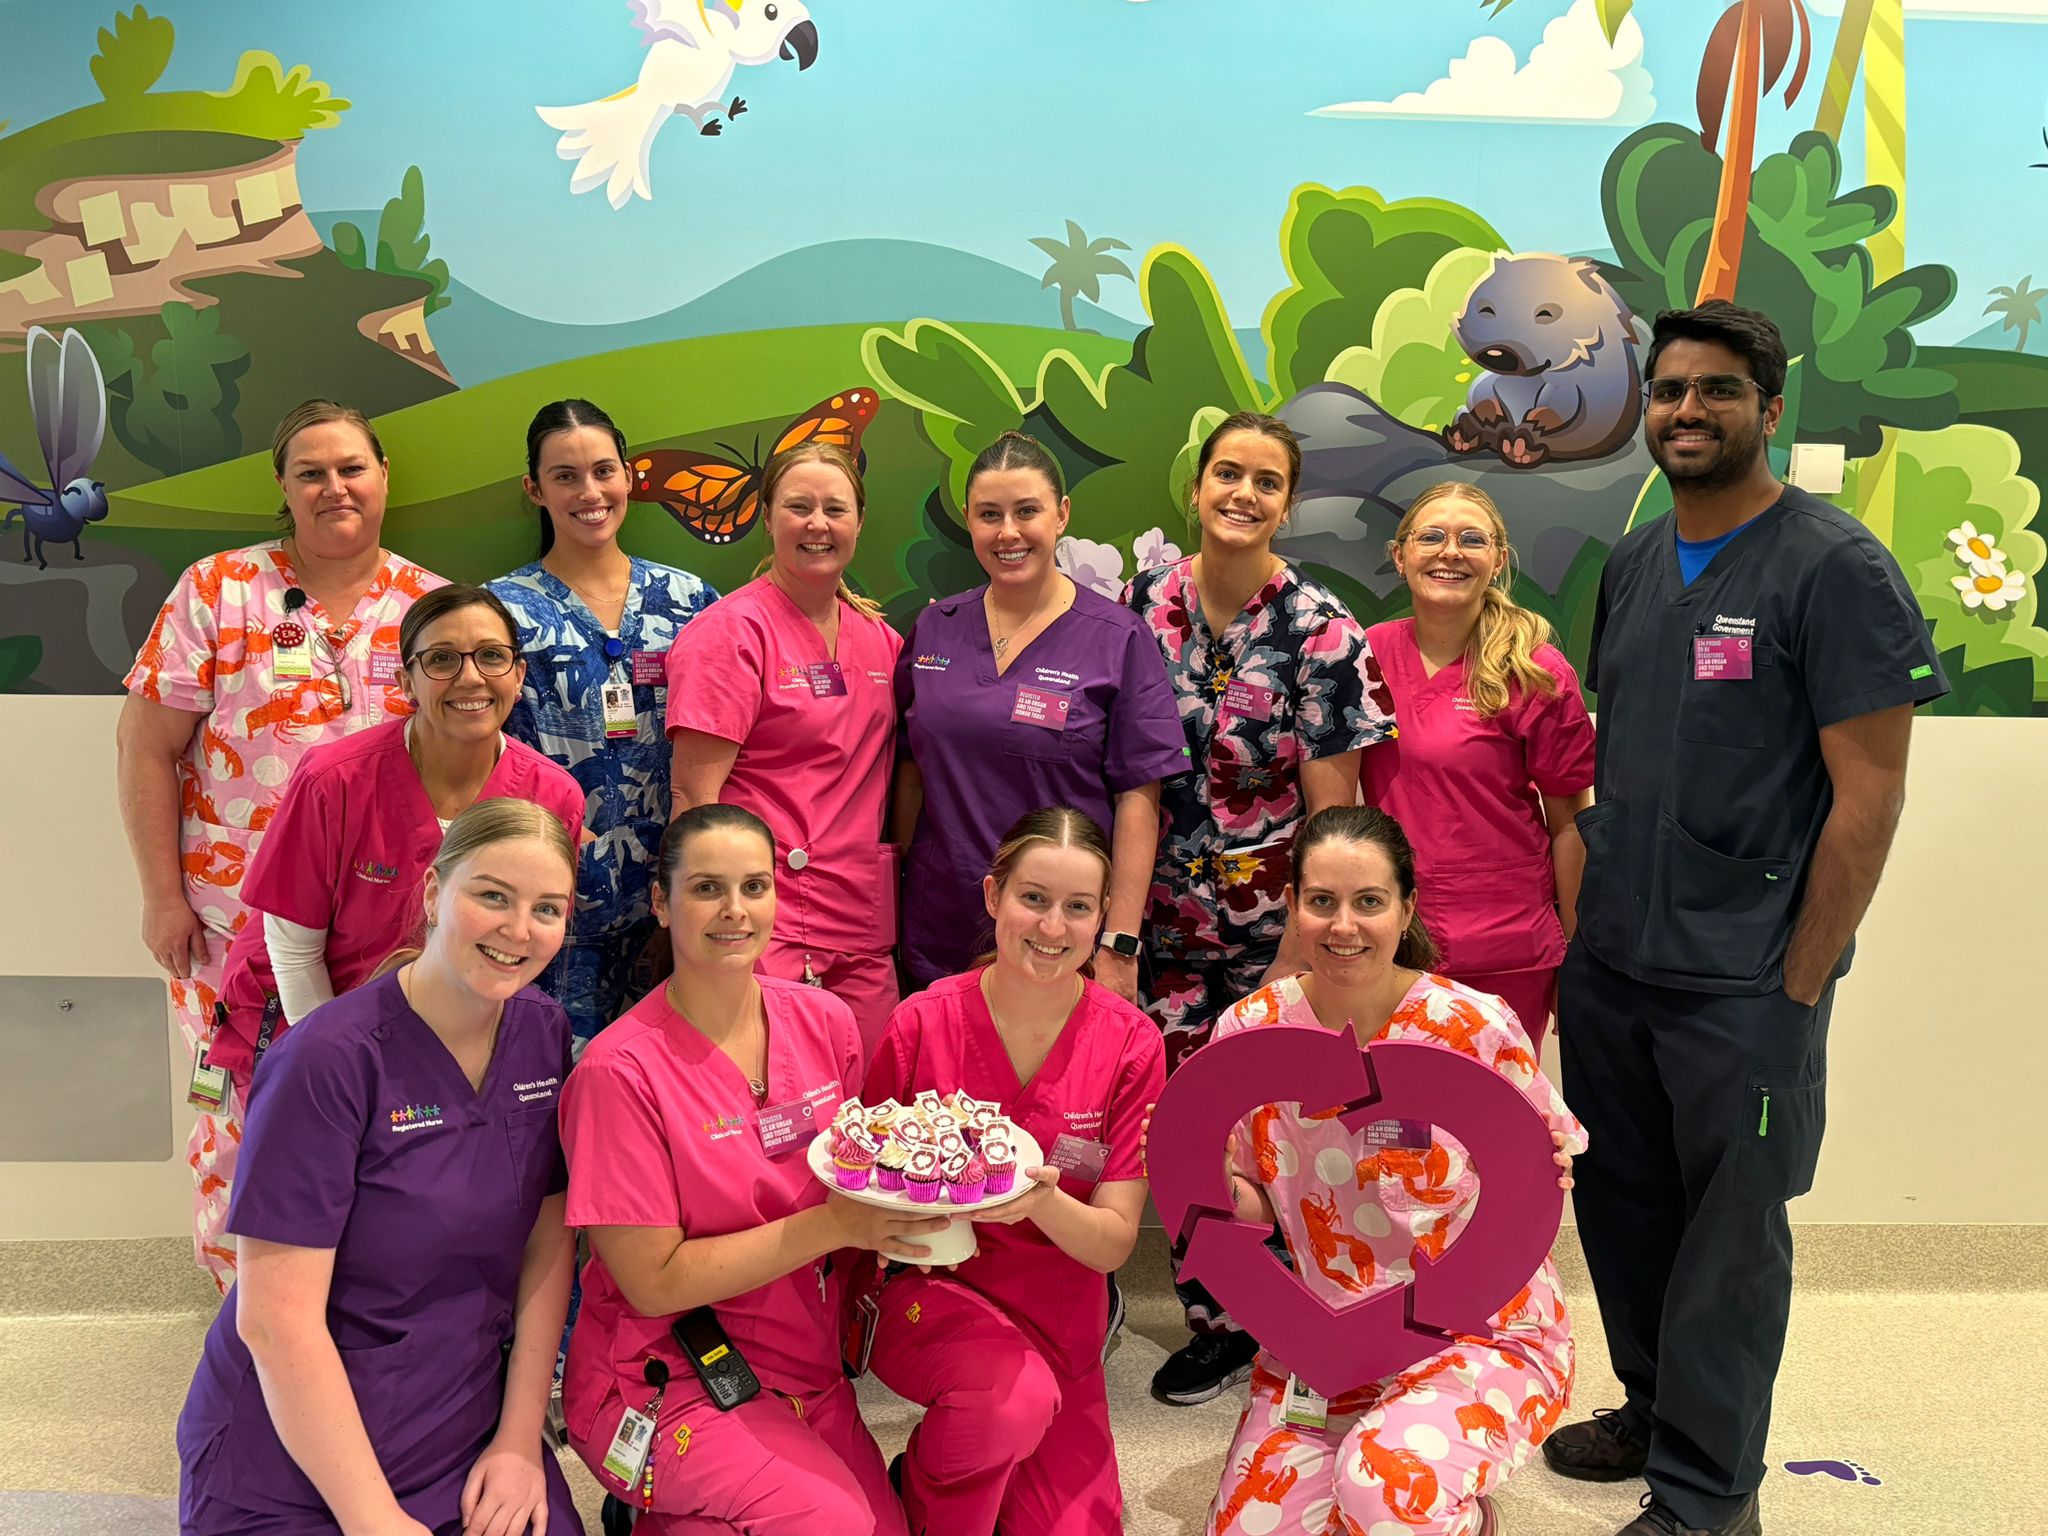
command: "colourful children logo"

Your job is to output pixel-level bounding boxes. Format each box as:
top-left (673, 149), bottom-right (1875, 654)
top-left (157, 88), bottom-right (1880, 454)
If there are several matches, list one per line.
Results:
top-left (912, 653), bottom-right (952, 671)
top-left (389, 1103), bottom-right (445, 1133)
top-left (353, 859), bottom-right (400, 884)
top-left (775, 663), bottom-right (808, 689)
top-left (700, 1112), bottom-right (747, 1138)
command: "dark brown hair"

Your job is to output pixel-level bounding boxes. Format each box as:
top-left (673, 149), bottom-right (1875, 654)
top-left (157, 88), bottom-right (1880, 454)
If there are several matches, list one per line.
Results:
top-left (1289, 806), bottom-right (1441, 970)
top-left (398, 584), bottom-right (521, 664)
top-left (644, 804), bottom-right (778, 983)
top-left (966, 430), bottom-right (1066, 503)
top-left (1191, 411), bottom-right (1302, 502)
top-left (526, 398), bottom-right (630, 557)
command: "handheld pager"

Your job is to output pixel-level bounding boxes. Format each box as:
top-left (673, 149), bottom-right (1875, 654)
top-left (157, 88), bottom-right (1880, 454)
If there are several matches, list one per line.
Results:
top-left (671, 1307), bottom-right (761, 1411)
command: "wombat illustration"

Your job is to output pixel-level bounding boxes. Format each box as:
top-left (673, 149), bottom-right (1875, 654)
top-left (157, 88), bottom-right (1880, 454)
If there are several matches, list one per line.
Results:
top-left (1446, 253), bottom-right (1642, 466)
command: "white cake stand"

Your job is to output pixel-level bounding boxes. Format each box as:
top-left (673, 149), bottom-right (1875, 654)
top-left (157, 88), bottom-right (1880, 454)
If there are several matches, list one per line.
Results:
top-left (807, 1126), bottom-right (1046, 1266)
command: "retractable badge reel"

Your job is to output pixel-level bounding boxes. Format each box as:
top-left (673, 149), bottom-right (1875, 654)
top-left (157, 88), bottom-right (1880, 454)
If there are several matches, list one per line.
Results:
top-left (600, 637), bottom-right (636, 739)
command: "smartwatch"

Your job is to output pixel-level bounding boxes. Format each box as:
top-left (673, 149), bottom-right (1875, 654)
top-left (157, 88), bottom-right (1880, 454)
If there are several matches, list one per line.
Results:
top-left (1098, 930), bottom-right (1141, 959)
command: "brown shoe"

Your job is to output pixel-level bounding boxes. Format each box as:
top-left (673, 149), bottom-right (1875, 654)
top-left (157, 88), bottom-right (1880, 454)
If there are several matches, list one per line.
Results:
top-left (1616, 1492), bottom-right (1761, 1535)
top-left (1541, 1408), bottom-right (1649, 1482)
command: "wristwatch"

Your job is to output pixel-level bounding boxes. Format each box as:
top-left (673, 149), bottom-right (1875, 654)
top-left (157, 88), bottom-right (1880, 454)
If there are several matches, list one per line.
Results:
top-left (1098, 930), bottom-right (1141, 959)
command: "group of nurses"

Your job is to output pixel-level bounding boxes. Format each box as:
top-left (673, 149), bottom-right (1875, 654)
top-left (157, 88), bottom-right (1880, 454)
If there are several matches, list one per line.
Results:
top-left (665, 443), bottom-right (904, 1049)
top-left (488, 398), bottom-right (717, 1042)
top-left (118, 399), bottom-right (445, 1292)
top-left (207, 585), bottom-right (588, 1096)
top-left (1361, 483), bottom-right (1596, 1052)
top-left (859, 805), bottom-right (1164, 1536)
top-left (1200, 806), bottom-right (1584, 1536)
top-left (177, 799), bottom-right (586, 1536)
top-left (559, 804), bottom-right (945, 1534)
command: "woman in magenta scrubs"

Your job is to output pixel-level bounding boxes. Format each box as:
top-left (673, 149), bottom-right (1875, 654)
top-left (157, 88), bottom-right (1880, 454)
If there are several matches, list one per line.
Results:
top-left (1360, 483), bottom-right (1596, 1053)
top-left (894, 432), bottom-right (1187, 1001)
top-left (177, 799), bottom-right (585, 1536)
top-left (665, 444), bottom-right (902, 1050)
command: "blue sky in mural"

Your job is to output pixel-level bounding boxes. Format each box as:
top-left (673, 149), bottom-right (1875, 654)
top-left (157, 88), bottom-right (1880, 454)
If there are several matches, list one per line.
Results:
top-left (8, 0), bottom-right (2047, 341)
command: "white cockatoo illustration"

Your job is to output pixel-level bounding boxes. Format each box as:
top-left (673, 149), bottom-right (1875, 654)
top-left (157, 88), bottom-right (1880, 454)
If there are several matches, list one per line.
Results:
top-left (538, 0), bottom-right (820, 209)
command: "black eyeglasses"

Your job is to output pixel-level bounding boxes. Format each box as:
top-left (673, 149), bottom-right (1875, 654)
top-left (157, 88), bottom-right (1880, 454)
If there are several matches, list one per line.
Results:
top-left (407, 644), bottom-right (520, 681)
top-left (1644, 373), bottom-right (1768, 411)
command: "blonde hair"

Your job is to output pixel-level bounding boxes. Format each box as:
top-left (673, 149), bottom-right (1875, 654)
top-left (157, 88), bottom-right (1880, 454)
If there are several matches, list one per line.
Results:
top-left (974, 806), bottom-right (1112, 975)
top-left (1390, 482), bottom-right (1558, 720)
top-left (752, 441), bottom-right (886, 622)
top-left (371, 799), bottom-right (579, 979)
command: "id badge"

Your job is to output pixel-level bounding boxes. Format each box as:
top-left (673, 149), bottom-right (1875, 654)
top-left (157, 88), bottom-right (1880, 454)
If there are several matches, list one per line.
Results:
top-left (602, 680), bottom-right (637, 739)
top-left (367, 651), bottom-right (402, 688)
top-left (601, 1404), bottom-right (657, 1486)
top-left (1221, 678), bottom-right (1276, 721)
top-left (805, 661), bottom-right (848, 698)
top-left (1282, 1373), bottom-right (1328, 1431)
top-left (271, 633), bottom-right (312, 682)
top-left (756, 1091), bottom-right (835, 1157)
top-left (1693, 635), bottom-right (1753, 680)
top-left (1010, 684), bottom-right (1071, 731)
top-left (187, 1046), bottom-right (229, 1113)
top-left (1047, 1132), bottom-right (1111, 1184)
top-left (633, 649), bottom-right (668, 686)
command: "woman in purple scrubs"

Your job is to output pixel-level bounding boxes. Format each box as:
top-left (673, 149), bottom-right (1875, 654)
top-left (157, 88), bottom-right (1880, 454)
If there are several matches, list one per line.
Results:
top-left (177, 799), bottom-right (585, 1536)
top-left (892, 431), bottom-right (1188, 1002)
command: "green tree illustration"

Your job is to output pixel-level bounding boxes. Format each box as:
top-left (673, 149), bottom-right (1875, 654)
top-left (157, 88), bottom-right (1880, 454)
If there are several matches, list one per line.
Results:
top-left (1984, 278), bottom-right (2047, 353)
top-left (89, 5), bottom-right (174, 100)
top-left (93, 303), bottom-right (252, 476)
top-left (1030, 221), bottom-right (1133, 333)
top-left (332, 165), bottom-right (451, 316)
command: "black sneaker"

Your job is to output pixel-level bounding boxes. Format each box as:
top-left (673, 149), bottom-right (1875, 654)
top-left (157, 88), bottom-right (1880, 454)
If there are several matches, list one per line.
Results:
top-left (1103, 1273), bottom-right (1126, 1364)
top-left (1542, 1407), bottom-right (1650, 1482)
top-left (1615, 1491), bottom-right (1760, 1535)
top-left (1150, 1329), bottom-right (1258, 1405)
top-left (600, 1494), bottom-right (636, 1535)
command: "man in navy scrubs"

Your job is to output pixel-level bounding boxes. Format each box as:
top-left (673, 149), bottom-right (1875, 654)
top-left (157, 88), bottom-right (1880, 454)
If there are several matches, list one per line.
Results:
top-left (1543, 301), bottom-right (1946, 1536)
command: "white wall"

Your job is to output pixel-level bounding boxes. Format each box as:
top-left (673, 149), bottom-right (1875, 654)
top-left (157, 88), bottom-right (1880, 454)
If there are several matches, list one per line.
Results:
top-left (0, 698), bottom-right (2039, 1238)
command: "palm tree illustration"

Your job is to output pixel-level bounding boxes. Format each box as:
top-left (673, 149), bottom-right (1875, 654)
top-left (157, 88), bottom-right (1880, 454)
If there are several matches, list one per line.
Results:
top-left (1031, 222), bottom-right (1134, 333)
top-left (1696, 0), bottom-right (1814, 304)
top-left (1481, 0), bottom-right (1636, 43)
top-left (1812, 0), bottom-right (1907, 282)
top-left (1985, 279), bottom-right (2048, 353)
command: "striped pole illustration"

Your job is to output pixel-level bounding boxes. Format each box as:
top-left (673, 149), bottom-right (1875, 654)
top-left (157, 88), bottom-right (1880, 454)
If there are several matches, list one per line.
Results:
top-left (1864, 0), bottom-right (1907, 282)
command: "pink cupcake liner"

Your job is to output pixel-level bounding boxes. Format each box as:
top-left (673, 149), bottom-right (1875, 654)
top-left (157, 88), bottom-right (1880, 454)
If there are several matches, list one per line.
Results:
top-left (875, 1166), bottom-right (907, 1192)
top-left (834, 1162), bottom-right (873, 1191)
top-left (904, 1178), bottom-right (942, 1205)
top-left (982, 1166), bottom-right (1016, 1196)
top-left (947, 1177), bottom-right (987, 1204)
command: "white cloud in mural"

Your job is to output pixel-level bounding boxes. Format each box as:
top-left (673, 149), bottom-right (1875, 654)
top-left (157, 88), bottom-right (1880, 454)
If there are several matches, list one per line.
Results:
top-left (1807, 0), bottom-right (2047, 20)
top-left (1312, 0), bottom-right (1656, 126)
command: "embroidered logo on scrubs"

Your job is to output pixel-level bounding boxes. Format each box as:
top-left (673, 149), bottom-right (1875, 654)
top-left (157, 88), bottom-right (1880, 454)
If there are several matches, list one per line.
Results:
top-left (774, 663), bottom-right (809, 691)
top-left (389, 1104), bottom-right (445, 1133)
top-left (515, 1076), bottom-right (561, 1104)
top-left (1710, 613), bottom-right (1758, 636)
top-left (912, 653), bottom-right (952, 672)
top-left (352, 859), bottom-right (399, 884)
top-left (700, 1112), bottom-right (747, 1140)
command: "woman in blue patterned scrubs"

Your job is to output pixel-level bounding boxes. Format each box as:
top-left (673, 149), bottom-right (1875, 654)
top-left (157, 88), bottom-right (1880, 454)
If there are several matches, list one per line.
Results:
top-left (489, 399), bottom-right (717, 1042)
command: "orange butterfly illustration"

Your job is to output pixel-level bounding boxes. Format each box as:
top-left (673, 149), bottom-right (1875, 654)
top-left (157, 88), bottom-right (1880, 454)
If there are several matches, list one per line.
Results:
top-left (627, 388), bottom-right (879, 545)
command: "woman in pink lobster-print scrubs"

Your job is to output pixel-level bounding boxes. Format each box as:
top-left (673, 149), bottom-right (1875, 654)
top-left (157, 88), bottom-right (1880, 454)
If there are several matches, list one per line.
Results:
top-left (116, 400), bottom-right (443, 1292)
top-left (1202, 807), bottom-right (1585, 1536)
top-left (856, 807), bottom-right (1162, 1536)
top-left (1361, 484), bottom-right (1594, 1056)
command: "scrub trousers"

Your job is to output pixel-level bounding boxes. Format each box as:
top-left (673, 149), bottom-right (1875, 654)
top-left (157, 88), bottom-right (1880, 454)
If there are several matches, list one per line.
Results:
top-left (1455, 965), bottom-right (1556, 1059)
top-left (869, 1271), bottom-right (1120, 1536)
top-left (1207, 1351), bottom-right (1569, 1536)
top-left (760, 938), bottom-right (899, 1055)
top-left (173, 966), bottom-right (240, 1294)
top-left (1559, 944), bottom-right (1831, 1531)
top-left (545, 919), bottom-right (661, 1042)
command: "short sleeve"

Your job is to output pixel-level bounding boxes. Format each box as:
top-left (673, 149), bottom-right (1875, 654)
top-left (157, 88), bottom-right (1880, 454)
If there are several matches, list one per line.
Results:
top-left (560, 1049), bottom-right (683, 1230)
top-left (125, 560), bottom-right (222, 712)
top-left (1099, 1011), bottom-right (1166, 1185)
top-left (1519, 649), bottom-right (1597, 798)
top-left (1103, 618), bottom-right (1193, 792)
top-left (1300, 608), bottom-right (1395, 759)
top-left (1797, 535), bottom-right (1949, 727)
top-left (225, 1019), bottom-right (368, 1248)
top-left (664, 601), bottom-right (765, 744)
top-left (240, 763), bottom-right (345, 929)
top-left (893, 609), bottom-right (927, 757)
top-left (1585, 563), bottom-right (1612, 698)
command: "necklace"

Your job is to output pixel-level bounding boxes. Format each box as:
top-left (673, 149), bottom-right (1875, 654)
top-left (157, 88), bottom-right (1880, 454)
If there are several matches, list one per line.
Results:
top-left (986, 578), bottom-right (1065, 656)
top-left (980, 969), bottom-right (1084, 1037)
top-left (550, 560), bottom-right (630, 614)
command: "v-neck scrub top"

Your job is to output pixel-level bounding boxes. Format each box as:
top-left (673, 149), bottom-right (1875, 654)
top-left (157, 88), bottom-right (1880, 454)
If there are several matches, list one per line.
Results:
top-left (895, 584), bottom-right (1190, 982)
top-left (211, 720), bottom-right (586, 1090)
top-left (559, 977), bottom-right (861, 1432)
top-left (177, 976), bottom-right (575, 1527)
top-left (664, 577), bottom-right (902, 958)
top-left (1362, 618), bottom-right (1596, 975)
top-left (864, 972), bottom-right (1163, 1379)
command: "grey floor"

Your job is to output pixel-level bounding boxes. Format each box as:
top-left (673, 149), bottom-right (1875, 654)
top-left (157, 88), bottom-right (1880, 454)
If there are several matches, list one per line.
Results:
top-left (2, 1229), bottom-right (2042, 1533)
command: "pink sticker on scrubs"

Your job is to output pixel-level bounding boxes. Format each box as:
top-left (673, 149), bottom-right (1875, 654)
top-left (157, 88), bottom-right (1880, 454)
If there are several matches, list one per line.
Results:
top-left (805, 661), bottom-right (849, 698)
top-left (1046, 1132), bottom-right (1111, 1183)
top-left (1221, 679), bottom-right (1277, 721)
top-left (756, 1092), bottom-right (833, 1156)
top-left (1010, 685), bottom-right (1072, 731)
top-left (632, 650), bottom-right (667, 686)
top-left (1694, 635), bottom-right (1753, 680)
top-left (368, 652), bottom-right (402, 687)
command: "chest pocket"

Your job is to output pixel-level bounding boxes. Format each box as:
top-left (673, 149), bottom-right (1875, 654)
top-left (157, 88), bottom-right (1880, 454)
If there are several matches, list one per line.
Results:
top-left (1002, 681), bottom-right (1079, 764)
top-left (1674, 641), bottom-right (1780, 749)
top-left (505, 1104), bottom-right (560, 1209)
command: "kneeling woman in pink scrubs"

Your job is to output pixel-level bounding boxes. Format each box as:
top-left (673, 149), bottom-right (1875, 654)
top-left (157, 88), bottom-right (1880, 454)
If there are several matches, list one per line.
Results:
top-left (560, 804), bottom-right (947, 1534)
top-left (1362, 483), bottom-right (1595, 1054)
top-left (177, 799), bottom-right (585, 1535)
top-left (1202, 807), bottom-right (1584, 1536)
top-left (666, 443), bottom-right (902, 1050)
top-left (858, 806), bottom-right (1165, 1536)
top-left (211, 586), bottom-right (585, 1095)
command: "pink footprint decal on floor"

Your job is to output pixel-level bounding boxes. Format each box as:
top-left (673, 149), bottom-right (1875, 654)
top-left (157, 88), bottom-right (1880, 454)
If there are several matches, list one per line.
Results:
top-left (1785, 1459), bottom-right (1882, 1486)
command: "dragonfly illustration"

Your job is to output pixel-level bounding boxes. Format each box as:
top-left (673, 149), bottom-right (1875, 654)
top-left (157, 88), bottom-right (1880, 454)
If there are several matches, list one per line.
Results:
top-left (1, 326), bottom-right (110, 570)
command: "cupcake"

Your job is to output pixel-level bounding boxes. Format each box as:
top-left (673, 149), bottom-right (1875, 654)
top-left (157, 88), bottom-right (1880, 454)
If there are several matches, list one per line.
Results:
top-left (832, 1099), bottom-right (869, 1133)
top-left (874, 1140), bottom-right (911, 1192)
top-left (913, 1090), bottom-right (945, 1117)
top-left (831, 1127), bottom-right (877, 1191)
top-left (948, 1152), bottom-right (989, 1204)
top-left (981, 1135), bottom-right (1017, 1195)
top-left (936, 1128), bottom-right (968, 1160)
top-left (903, 1147), bottom-right (943, 1204)
top-left (895, 1117), bottom-right (935, 1149)
top-left (965, 1105), bottom-right (999, 1146)
top-left (865, 1099), bottom-right (903, 1142)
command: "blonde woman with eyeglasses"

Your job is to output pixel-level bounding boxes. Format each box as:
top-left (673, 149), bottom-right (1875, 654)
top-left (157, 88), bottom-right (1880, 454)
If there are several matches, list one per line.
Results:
top-left (1360, 482), bottom-right (1596, 1055)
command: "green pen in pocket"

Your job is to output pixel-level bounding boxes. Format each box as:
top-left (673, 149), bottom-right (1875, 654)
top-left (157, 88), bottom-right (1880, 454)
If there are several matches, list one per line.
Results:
top-left (1758, 1093), bottom-right (1771, 1137)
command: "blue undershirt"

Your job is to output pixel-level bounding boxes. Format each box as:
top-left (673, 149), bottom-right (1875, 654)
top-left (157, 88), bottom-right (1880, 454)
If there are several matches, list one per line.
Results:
top-left (1675, 516), bottom-right (1762, 585)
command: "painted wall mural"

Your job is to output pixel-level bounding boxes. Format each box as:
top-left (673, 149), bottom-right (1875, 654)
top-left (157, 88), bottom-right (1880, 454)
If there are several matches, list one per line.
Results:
top-left (3, 0), bottom-right (2045, 714)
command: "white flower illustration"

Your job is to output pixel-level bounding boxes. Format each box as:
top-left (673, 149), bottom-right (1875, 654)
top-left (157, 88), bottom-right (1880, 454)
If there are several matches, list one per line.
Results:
top-left (1947, 521), bottom-right (2009, 579)
top-left (1056, 536), bottom-right (1125, 597)
top-left (1953, 568), bottom-right (2028, 612)
top-left (1132, 526), bottom-right (1184, 572)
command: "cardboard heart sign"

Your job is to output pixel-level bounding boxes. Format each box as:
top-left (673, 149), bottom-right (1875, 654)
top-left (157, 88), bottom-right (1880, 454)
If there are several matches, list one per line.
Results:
top-left (1149, 1022), bottom-right (1563, 1398)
